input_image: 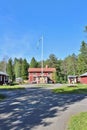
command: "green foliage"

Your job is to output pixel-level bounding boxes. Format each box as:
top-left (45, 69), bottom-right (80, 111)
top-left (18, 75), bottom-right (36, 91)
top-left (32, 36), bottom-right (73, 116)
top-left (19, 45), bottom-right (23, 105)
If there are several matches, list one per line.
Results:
top-left (21, 59), bottom-right (29, 80)
top-left (61, 53), bottom-right (78, 76)
top-left (0, 59), bottom-right (7, 72)
top-left (0, 61), bottom-right (5, 71)
top-left (53, 84), bottom-right (87, 94)
top-left (44, 54), bottom-right (61, 82)
top-left (84, 26), bottom-right (87, 32)
top-left (30, 57), bottom-right (38, 68)
top-left (0, 85), bottom-right (25, 90)
top-left (6, 58), bottom-right (29, 82)
top-left (52, 71), bottom-right (58, 83)
top-left (6, 58), bottom-right (14, 81)
top-left (14, 60), bottom-right (22, 78)
top-left (77, 41), bottom-right (87, 74)
top-left (44, 54), bottom-right (58, 68)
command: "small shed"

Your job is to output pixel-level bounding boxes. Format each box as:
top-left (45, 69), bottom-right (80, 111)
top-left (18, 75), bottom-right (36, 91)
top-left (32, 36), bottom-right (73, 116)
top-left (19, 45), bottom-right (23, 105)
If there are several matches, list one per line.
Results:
top-left (80, 72), bottom-right (87, 84)
top-left (0, 71), bottom-right (9, 85)
top-left (68, 75), bottom-right (78, 84)
top-left (16, 77), bottom-right (23, 84)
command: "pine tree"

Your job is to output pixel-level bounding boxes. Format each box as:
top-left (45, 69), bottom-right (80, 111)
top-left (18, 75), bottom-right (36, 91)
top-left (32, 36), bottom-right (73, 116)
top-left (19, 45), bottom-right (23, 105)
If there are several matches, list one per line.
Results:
top-left (77, 41), bottom-right (87, 74)
top-left (14, 60), bottom-right (22, 78)
top-left (45, 54), bottom-right (58, 68)
top-left (7, 58), bottom-right (14, 81)
top-left (30, 57), bottom-right (38, 68)
top-left (22, 59), bottom-right (29, 80)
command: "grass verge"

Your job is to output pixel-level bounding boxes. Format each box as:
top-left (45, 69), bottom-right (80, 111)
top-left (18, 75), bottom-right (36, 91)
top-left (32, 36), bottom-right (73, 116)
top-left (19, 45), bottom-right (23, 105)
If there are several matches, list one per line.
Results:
top-left (0, 85), bottom-right (25, 90)
top-left (68, 112), bottom-right (87, 130)
top-left (52, 84), bottom-right (87, 94)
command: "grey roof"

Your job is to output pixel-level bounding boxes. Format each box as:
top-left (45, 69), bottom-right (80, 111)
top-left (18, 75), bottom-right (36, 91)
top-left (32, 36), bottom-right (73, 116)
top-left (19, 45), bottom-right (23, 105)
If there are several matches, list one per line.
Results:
top-left (0, 71), bottom-right (9, 76)
top-left (80, 72), bottom-right (87, 77)
top-left (68, 75), bottom-right (78, 78)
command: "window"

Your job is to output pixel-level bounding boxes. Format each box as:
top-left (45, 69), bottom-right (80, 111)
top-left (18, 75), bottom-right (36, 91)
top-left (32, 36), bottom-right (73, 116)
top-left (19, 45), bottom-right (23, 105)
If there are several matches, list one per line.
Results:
top-left (48, 72), bottom-right (51, 76)
top-left (0, 75), bottom-right (2, 81)
top-left (33, 73), bottom-right (36, 76)
top-left (5, 76), bottom-right (8, 81)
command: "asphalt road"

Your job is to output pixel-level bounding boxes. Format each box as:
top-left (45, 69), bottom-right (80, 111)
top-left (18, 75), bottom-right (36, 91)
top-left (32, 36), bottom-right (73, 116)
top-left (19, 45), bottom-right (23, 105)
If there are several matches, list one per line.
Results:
top-left (0, 87), bottom-right (87, 130)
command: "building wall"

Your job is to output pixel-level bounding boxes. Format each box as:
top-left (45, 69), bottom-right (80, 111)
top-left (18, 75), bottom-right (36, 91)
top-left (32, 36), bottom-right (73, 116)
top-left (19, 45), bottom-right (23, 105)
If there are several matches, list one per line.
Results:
top-left (0, 74), bottom-right (9, 85)
top-left (28, 72), bottom-right (53, 83)
top-left (0, 75), bottom-right (5, 85)
top-left (80, 77), bottom-right (87, 84)
top-left (68, 77), bottom-right (78, 84)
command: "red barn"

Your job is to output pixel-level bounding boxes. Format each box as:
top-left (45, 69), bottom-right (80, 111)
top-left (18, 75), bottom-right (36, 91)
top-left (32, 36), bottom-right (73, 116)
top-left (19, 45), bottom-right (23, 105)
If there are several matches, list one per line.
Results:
top-left (28, 66), bottom-right (56, 84)
top-left (0, 71), bottom-right (9, 85)
top-left (80, 72), bottom-right (87, 84)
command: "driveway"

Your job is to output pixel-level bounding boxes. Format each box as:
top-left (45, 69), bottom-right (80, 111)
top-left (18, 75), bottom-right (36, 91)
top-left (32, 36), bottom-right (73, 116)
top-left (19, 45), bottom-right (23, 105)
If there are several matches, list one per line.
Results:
top-left (0, 87), bottom-right (87, 130)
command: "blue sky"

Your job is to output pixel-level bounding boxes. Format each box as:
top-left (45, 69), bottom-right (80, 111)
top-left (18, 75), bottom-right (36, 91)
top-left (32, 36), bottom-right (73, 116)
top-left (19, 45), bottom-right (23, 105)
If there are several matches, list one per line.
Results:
top-left (0, 0), bottom-right (87, 62)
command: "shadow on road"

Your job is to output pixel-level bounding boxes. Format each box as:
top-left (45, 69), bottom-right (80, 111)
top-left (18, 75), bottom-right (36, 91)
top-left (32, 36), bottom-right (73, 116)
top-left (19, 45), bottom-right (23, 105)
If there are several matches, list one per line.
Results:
top-left (0, 87), bottom-right (87, 130)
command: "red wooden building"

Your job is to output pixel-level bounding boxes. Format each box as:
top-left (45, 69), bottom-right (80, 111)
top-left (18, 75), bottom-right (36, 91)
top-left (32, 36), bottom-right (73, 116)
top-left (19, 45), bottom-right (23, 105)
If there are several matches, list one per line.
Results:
top-left (28, 66), bottom-right (56, 84)
top-left (80, 72), bottom-right (87, 84)
top-left (0, 71), bottom-right (9, 85)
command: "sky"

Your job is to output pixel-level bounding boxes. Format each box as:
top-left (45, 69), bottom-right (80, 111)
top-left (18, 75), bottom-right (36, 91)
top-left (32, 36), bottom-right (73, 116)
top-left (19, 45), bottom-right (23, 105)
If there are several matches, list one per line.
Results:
top-left (0, 0), bottom-right (87, 63)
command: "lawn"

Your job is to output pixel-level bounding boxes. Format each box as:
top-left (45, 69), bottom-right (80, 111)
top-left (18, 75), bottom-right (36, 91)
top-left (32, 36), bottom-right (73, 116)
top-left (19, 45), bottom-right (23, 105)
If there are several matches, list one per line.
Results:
top-left (68, 112), bottom-right (87, 130)
top-left (0, 85), bottom-right (25, 90)
top-left (53, 84), bottom-right (87, 94)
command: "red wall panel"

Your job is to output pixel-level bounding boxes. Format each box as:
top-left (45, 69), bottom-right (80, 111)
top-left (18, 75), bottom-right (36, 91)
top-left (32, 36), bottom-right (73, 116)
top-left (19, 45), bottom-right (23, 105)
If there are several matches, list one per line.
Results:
top-left (80, 77), bottom-right (87, 84)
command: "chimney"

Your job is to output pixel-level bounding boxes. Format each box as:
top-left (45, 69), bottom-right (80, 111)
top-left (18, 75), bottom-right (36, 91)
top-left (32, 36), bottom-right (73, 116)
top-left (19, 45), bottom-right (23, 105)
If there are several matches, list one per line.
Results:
top-left (46, 65), bottom-right (48, 68)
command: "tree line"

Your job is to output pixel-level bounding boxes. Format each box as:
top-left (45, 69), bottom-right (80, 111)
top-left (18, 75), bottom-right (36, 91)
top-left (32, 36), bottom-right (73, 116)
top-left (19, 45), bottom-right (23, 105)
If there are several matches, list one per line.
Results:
top-left (0, 41), bottom-right (87, 83)
top-left (29, 41), bottom-right (87, 83)
top-left (0, 58), bottom-right (29, 82)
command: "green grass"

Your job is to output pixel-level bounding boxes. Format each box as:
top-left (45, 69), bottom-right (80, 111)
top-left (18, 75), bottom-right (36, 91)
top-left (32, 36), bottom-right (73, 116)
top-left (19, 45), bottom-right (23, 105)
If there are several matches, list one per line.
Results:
top-left (0, 85), bottom-right (25, 90)
top-left (53, 84), bottom-right (87, 94)
top-left (68, 112), bottom-right (87, 130)
top-left (0, 94), bottom-right (6, 100)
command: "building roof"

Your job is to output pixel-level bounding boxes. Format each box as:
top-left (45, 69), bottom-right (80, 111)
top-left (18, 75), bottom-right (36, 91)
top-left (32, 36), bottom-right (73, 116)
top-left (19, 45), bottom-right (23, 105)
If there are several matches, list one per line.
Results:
top-left (80, 72), bottom-right (87, 77)
top-left (0, 71), bottom-right (9, 76)
top-left (28, 68), bottom-right (56, 72)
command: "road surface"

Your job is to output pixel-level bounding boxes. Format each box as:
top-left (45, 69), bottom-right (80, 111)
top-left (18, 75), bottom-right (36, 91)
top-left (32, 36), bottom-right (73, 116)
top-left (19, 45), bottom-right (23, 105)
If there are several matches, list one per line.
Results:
top-left (0, 86), bottom-right (87, 130)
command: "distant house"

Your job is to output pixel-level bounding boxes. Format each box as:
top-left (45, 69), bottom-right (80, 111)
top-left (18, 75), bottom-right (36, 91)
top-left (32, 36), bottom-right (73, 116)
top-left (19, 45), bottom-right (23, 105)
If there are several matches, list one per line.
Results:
top-left (28, 66), bottom-right (56, 84)
top-left (80, 72), bottom-right (87, 84)
top-left (68, 75), bottom-right (78, 84)
top-left (0, 71), bottom-right (9, 85)
top-left (16, 77), bottom-right (23, 84)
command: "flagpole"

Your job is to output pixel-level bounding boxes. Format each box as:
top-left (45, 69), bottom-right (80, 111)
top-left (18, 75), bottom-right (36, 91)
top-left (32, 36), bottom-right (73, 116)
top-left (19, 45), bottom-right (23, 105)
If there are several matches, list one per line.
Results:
top-left (41, 35), bottom-right (43, 77)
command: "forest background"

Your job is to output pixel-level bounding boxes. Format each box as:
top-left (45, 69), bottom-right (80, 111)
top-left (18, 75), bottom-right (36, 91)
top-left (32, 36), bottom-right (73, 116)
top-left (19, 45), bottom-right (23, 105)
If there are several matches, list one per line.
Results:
top-left (0, 39), bottom-right (87, 83)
